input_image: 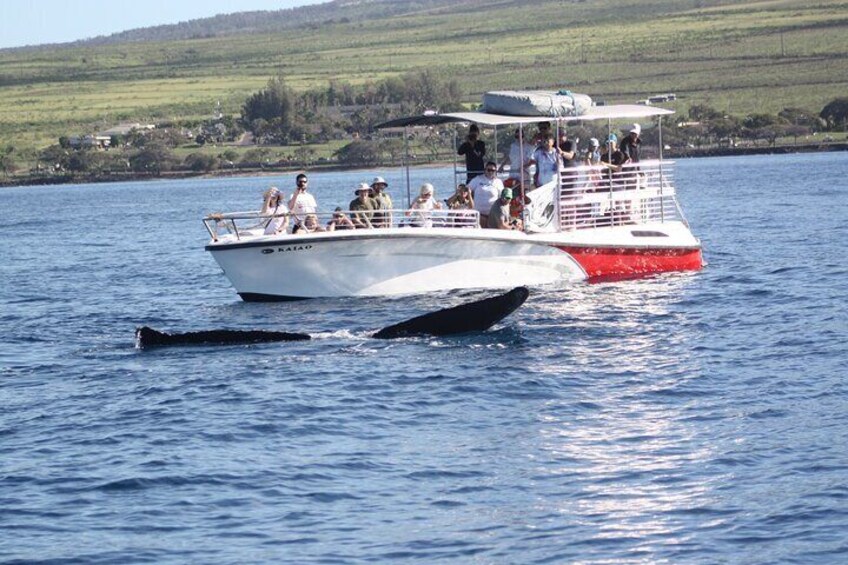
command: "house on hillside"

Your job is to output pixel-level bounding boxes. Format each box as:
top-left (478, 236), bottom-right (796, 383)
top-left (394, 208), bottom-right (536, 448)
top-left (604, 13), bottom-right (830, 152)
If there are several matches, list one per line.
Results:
top-left (97, 123), bottom-right (156, 139)
top-left (68, 134), bottom-right (112, 149)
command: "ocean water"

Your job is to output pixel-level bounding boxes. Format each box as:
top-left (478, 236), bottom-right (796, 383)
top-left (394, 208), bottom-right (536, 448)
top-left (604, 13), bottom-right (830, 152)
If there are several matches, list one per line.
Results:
top-left (1, 152), bottom-right (847, 564)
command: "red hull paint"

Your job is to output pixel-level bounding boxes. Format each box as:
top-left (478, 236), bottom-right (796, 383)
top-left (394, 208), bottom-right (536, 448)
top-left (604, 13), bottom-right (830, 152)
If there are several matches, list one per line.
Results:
top-left (557, 246), bottom-right (703, 279)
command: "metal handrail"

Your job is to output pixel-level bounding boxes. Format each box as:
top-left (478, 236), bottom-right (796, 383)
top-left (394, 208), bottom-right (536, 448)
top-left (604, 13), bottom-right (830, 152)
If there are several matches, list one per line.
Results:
top-left (204, 208), bottom-right (481, 241)
top-left (555, 159), bottom-right (683, 230)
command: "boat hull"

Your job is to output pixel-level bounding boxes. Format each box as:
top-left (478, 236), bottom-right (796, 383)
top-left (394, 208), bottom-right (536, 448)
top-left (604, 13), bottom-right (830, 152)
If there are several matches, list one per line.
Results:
top-left (206, 222), bottom-right (701, 300)
top-left (208, 230), bottom-right (585, 300)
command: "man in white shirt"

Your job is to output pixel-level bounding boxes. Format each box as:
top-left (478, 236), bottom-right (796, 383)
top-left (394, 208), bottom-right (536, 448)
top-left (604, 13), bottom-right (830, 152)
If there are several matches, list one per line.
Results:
top-left (499, 128), bottom-right (535, 187)
top-left (468, 161), bottom-right (504, 228)
top-left (288, 173), bottom-right (318, 228)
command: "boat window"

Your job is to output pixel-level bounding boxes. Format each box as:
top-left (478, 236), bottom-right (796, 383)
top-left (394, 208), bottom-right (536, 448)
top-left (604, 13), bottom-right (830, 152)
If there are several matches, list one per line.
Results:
top-left (630, 230), bottom-right (668, 237)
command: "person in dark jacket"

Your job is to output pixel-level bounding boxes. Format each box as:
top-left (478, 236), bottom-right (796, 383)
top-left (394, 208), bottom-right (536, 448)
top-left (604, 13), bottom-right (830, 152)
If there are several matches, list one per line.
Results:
top-left (620, 123), bottom-right (642, 163)
top-left (458, 124), bottom-right (486, 183)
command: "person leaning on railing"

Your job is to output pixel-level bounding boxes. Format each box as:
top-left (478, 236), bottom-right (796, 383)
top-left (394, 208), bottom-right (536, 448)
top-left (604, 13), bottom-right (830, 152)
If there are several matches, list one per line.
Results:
top-left (487, 188), bottom-right (522, 231)
top-left (406, 183), bottom-right (442, 228)
top-left (327, 207), bottom-right (356, 231)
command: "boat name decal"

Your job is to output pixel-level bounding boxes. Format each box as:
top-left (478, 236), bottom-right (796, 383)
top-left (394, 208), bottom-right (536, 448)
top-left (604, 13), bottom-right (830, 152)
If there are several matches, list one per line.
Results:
top-left (262, 245), bottom-right (313, 254)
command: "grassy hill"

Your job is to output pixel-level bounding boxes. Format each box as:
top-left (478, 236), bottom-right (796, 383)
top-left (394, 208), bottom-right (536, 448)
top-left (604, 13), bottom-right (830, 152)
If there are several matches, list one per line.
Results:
top-left (1, 0), bottom-right (846, 161)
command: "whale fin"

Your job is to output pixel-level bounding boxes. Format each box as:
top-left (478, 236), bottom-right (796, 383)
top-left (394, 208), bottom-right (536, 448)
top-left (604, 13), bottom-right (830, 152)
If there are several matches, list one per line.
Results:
top-left (372, 286), bottom-right (529, 340)
top-left (135, 326), bottom-right (311, 349)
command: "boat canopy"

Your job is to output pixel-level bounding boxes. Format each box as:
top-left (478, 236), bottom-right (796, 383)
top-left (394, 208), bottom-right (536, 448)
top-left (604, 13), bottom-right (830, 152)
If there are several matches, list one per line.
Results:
top-left (375, 104), bottom-right (674, 129)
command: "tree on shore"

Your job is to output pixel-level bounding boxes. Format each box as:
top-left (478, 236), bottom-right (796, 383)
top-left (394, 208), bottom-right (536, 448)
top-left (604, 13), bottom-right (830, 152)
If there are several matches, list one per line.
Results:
top-left (241, 76), bottom-right (297, 143)
top-left (820, 98), bottom-right (848, 131)
top-left (129, 143), bottom-right (175, 175)
top-left (0, 146), bottom-right (16, 178)
top-left (335, 140), bottom-right (380, 165)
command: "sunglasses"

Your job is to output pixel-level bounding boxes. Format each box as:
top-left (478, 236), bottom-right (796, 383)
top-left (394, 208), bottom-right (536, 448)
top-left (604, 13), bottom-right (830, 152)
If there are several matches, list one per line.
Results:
top-left (297, 180), bottom-right (308, 185)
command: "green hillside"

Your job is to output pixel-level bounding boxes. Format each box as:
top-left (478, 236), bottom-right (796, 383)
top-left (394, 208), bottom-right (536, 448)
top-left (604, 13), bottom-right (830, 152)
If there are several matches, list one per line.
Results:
top-left (1, 0), bottom-right (846, 159)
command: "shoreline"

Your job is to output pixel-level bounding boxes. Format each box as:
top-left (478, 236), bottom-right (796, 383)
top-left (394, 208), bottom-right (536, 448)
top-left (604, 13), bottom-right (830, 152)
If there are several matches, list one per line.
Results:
top-left (2, 142), bottom-right (846, 189)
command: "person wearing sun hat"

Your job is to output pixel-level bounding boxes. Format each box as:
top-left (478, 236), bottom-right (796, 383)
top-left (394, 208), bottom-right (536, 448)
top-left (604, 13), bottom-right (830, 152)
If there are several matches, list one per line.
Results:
top-left (487, 187), bottom-right (521, 230)
top-left (620, 123), bottom-right (642, 163)
top-left (260, 186), bottom-right (290, 235)
top-left (348, 182), bottom-right (376, 229)
top-left (370, 176), bottom-right (393, 227)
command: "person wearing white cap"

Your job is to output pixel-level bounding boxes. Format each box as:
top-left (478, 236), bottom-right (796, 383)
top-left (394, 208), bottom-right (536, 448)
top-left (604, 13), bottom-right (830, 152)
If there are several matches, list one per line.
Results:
top-left (370, 176), bottom-right (393, 227)
top-left (405, 183), bottom-right (442, 228)
top-left (587, 138), bottom-right (601, 164)
top-left (620, 123), bottom-right (642, 163)
top-left (348, 182), bottom-right (377, 229)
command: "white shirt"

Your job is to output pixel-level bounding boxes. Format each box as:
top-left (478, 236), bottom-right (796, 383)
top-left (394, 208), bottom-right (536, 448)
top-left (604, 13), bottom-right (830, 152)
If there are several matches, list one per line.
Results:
top-left (408, 196), bottom-right (439, 228)
top-left (508, 140), bottom-right (535, 182)
top-left (263, 202), bottom-right (289, 235)
top-left (289, 191), bottom-right (317, 220)
top-left (468, 174), bottom-right (504, 216)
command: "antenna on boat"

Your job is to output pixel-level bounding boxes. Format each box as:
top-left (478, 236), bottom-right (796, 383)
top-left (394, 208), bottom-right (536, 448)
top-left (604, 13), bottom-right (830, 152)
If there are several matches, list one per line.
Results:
top-left (404, 125), bottom-right (411, 208)
top-left (658, 115), bottom-right (665, 223)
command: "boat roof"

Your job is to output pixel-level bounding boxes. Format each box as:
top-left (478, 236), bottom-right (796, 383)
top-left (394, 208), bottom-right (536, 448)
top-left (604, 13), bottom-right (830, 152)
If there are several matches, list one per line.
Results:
top-left (376, 104), bottom-right (674, 129)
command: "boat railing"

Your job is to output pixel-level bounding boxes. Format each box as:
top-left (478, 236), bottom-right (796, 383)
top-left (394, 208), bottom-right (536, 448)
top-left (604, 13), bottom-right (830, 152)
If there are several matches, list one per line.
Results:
top-left (203, 208), bottom-right (481, 241)
top-left (555, 159), bottom-right (685, 230)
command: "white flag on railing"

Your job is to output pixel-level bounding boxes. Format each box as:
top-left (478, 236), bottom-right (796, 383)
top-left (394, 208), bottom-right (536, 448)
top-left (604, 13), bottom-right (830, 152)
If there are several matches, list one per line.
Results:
top-left (524, 181), bottom-right (557, 233)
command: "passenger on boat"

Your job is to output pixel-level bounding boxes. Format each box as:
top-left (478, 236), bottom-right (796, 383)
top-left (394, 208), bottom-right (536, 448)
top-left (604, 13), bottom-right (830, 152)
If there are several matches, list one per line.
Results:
top-left (326, 207), bottom-right (356, 231)
top-left (293, 213), bottom-right (326, 234)
top-left (530, 133), bottom-right (561, 188)
top-left (532, 121), bottom-right (551, 147)
top-left (445, 184), bottom-right (476, 228)
top-left (487, 188), bottom-right (522, 231)
top-left (500, 128), bottom-right (535, 188)
top-left (288, 173), bottom-right (319, 231)
top-left (558, 129), bottom-right (580, 196)
top-left (349, 183), bottom-right (376, 229)
top-left (584, 137), bottom-right (604, 191)
top-left (586, 138), bottom-right (601, 165)
top-left (468, 161), bottom-right (504, 228)
top-left (598, 134), bottom-right (633, 224)
top-left (370, 176), bottom-right (393, 228)
top-left (457, 124), bottom-right (486, 182)
top-left (620, 123), bottom-right (642, 163)
top-left (599, 134), bottom-right (629, 184)
top-left (405, 183), bottom-right (442, 228)
top-left (261, 187), bottom-right (290, 235)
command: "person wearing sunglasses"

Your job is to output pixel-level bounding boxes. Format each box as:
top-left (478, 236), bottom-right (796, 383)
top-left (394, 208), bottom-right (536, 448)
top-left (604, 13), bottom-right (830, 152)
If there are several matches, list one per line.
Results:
top-left (467, 161), bottom-right (504, 228)
top-left (287, 173), bottom-right (319, 230)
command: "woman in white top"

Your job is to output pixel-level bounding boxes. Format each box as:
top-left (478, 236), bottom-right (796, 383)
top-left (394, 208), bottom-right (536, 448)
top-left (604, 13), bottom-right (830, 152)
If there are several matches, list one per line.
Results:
top-left (261, 187), bottom-right (289, 235)
top-left (405, 183), bottom-right (442, 228)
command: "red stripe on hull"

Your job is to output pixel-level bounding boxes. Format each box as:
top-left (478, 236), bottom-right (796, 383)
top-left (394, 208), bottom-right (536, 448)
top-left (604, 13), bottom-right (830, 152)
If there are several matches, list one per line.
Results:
top-left (557, 246), bottom-right (703, 279)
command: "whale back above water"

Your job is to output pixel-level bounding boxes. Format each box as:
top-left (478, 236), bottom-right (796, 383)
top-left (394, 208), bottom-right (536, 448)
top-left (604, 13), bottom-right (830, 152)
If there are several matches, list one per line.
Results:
top-left (371, 286), bottom-right (529, 339)
top-left (135, 286), bottom-right (529, 348)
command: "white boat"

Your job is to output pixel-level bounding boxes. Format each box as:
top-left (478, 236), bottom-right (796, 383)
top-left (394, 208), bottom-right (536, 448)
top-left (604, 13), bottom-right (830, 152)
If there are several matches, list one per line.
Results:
top-left (203, 103), bottom-right (702, 300)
